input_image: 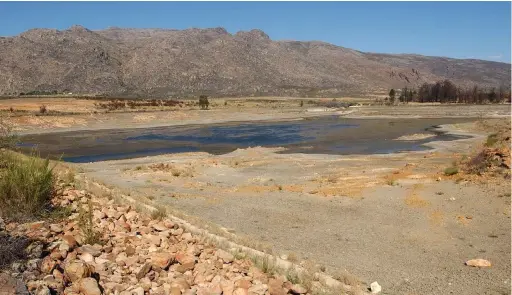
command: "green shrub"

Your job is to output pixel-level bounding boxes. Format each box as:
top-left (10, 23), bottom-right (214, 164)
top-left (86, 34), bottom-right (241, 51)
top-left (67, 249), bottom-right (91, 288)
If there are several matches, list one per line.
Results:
top-left (0, 153), bottom-right (55, 221)
top-left (485, 133), bottom-right (499, 147)
top-left (444, 166), bottom-right (459, 176)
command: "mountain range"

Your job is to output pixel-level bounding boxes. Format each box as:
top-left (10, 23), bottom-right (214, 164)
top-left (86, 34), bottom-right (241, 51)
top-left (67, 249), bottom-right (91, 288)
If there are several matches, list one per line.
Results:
top-left (0, 25), bottom-right (510, 98)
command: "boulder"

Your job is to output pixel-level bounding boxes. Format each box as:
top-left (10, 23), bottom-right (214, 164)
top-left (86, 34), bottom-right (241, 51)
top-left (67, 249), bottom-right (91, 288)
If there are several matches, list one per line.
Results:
top-left (248, 284), bottom-right (268, 295)
top-left (77, 278), bottom-right (102, 295)
top-left (136, 263), bottom-right (152, 280)
top-left (40, 256), bottom-right (57, 274)
top-left (267, 278), bottom-right (286, 295)
top-left (235, 279), bottom-right (251, 290)
top-left (290, 284), bottom-right (307, 294)
top-left (62, 235), bottom-right (78, 249)
top-left (78, 253), bottom-right (95, 264)
top-left (221, 280), bottom-right (235, 295)
top-left (163, 220), bottom-right (175, 229)
top-left (170, 286), bottom-right (182, 295)
top-left (64, 261), bottom-right (94, 283)
top-left (216, 250), bottom-right (234, 263)
top-left (49, 224), bottom-right (63, 233)
top-left (151, 252), bottom-right (174, 269)
top-left (78, 245), bottom-right (102, 257)
top-left (131, 286), bottom-right (145, 295)
top-left (146, 234), bottom-right (161, 247)
top-left (233, 288), bottom-right (249, 295)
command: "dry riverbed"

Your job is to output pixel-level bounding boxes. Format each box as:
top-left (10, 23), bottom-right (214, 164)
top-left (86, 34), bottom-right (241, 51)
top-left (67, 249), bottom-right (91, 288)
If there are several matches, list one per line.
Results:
top-left (75, 118), bottom-right (510, 295)
top-left (3, 100), bottom-right (511, 294)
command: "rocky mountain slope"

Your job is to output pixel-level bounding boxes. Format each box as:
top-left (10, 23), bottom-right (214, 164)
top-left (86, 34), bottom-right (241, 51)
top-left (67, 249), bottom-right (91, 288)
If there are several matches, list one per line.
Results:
top-left (0, 25), bottom-right (510, 97)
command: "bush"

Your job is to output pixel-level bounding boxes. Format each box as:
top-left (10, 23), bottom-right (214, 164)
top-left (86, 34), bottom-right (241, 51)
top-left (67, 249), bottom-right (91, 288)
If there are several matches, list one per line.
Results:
top-left (0, 152), bottom-right (55, 221)
top-left (78, 198), bottom-right (101, 245)
top-left (485, 133), bottom-right (499, 147)
top-left (151, 206), bottom-right (167, 220)
top-left (444, 166), bottom-right (459, 176)
top-left (39, 105), bottom-right (47, 114)
top-left (0, 119), bottom-right (17, 149)
top-left (0, 234), bottom-right (29, 269)
top-left (199, 95), bottom-right (209, 110)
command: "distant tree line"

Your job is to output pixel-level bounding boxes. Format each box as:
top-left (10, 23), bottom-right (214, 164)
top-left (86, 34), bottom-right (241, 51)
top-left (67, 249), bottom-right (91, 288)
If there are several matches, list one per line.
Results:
top-left (388, 80), bottom-right (511, 104)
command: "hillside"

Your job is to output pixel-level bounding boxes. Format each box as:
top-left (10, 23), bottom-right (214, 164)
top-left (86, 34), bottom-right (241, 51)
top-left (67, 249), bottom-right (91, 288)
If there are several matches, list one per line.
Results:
top-left (0, 25), bottom-right (510, 98)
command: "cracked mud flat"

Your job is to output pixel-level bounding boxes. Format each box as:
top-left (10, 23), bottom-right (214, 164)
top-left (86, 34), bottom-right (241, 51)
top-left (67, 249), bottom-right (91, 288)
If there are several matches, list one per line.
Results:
top-left (73, 120), bottom-right (510, 295)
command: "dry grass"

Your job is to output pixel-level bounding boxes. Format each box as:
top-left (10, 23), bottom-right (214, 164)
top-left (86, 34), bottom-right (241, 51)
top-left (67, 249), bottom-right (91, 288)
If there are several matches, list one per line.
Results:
top-left (334, 270), bottom-right (361, 289)
top-left (148, 163), bottom-right (194, 177)
top-left (151, 205), bottom-right (167, 220)
top-left (0, 152), bottom-right (55, 221)
top-left (78, 198), bottom-right (102, 245)
top-left (287, 252), bottom-right (299, 263)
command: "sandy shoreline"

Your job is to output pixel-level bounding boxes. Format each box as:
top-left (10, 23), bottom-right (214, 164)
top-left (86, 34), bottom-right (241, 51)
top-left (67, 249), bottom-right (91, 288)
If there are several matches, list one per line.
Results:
top-left (10, 103), bottom-right (510, 136)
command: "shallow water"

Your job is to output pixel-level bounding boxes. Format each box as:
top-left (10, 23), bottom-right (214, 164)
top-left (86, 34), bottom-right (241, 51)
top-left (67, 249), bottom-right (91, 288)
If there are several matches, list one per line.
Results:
top-left (18, 116), bottom-right (472, 163)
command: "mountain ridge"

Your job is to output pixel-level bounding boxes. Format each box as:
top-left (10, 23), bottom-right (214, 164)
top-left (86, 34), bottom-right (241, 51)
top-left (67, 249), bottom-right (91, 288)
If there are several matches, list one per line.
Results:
top-left (0, 26), bottom-right (509, 98)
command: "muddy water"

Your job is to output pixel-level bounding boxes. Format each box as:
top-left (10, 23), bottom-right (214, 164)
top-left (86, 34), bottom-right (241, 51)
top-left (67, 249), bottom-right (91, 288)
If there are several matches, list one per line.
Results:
top-left (18, 116), bottom-right (472, 163)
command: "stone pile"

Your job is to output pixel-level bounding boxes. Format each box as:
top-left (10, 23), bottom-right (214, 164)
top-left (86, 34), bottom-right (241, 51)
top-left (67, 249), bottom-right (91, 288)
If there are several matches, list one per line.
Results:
top-left (1, 184), bottom-right (312, 295)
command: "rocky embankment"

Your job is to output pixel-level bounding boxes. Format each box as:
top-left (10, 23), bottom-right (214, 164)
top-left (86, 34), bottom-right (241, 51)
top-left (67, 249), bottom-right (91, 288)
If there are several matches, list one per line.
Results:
top-left (0, 181), bottom-right (348, 295)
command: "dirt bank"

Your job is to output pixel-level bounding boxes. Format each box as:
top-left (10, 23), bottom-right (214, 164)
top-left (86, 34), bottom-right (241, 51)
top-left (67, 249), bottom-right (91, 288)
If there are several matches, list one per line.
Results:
top-left (3, 100), bottom-right (509, 136)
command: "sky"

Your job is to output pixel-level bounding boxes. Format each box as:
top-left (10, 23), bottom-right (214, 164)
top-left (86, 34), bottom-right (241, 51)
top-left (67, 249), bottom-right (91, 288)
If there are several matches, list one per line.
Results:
top-left (0, 1), bottom-right (510, 63)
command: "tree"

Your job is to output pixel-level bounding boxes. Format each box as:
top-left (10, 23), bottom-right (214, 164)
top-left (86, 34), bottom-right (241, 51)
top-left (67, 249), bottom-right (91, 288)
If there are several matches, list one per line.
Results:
top-left (488, 88), bottom-right (497, 103)
top-left (389, 89), bottom-right (396, 104)
top-left (198, 95), bottom-right (209, 110)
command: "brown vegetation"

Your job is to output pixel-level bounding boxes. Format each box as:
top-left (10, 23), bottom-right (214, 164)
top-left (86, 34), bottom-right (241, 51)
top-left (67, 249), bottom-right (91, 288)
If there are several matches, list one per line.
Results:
top-left (94, 99), bottom-right (183, 111)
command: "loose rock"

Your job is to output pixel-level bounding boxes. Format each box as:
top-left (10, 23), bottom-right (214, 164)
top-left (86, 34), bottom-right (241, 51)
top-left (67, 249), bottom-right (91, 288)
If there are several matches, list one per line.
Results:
top-left (290, 284), bottom-right (307, 294)
top-left (370, 281), bottom-right (382, 294)
top-left (465, 259), bottom-right (492, 268)
top-left (216, 249), bottom-right (234, 263)
top-left (64, 261), bottom-right (93, 283)
top-left (77, 278), bottom-right (102, 295)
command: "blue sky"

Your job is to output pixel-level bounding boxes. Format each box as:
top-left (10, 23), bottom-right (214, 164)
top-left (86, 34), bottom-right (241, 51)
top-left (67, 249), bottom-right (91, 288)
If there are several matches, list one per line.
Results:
top-left (0, 1), bottom-right (510, 63)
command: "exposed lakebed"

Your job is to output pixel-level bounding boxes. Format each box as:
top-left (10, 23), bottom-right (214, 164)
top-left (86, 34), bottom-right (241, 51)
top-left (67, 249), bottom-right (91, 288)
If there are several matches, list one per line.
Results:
top-left (18, 116), bottom-right (472, 163)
